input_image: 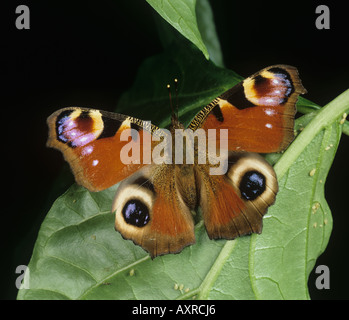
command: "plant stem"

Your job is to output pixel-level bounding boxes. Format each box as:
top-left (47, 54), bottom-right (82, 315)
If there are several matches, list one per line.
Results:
top-left (196, 240), bottom-right (237, 299)
top-left (274, 89), bottom-right (349, 180)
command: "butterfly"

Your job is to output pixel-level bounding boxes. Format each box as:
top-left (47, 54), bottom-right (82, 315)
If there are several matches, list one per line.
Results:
top-left (47, 65), bottom-right (306, 258)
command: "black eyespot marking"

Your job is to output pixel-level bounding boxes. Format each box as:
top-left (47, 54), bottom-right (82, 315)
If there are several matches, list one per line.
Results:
top-left (79, 111), bottom-right (90, 119)
top-left (254, 74), bottom-right (267, 86)
top-left (219, 82), bottom-right (255, 110)
top-left (239, 171), bottom-right (266, 201)
top-left (122, 199), bottom-right (150, 227)
top-left (130, 123), bottom-right (140, 131)
top-left (130, 123), bottom-right (140, 141)
top-left (211, 105), bottom-right (224, 122)
top-left (133, 177), bottom-right (156, 193)
top-left (97, 116), bottom-right (122, 140)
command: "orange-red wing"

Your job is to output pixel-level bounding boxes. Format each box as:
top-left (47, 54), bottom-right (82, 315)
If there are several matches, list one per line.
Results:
top-left (189, 65), bottom-right (306, 153)
top-left (47, 107), bottom-right (159, 192)
top-left (197, 168), bottom-right (260, 239)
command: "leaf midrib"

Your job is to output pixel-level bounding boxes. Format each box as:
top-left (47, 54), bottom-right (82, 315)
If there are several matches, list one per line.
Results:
top-left (77, 255), bottom-right (150, 300)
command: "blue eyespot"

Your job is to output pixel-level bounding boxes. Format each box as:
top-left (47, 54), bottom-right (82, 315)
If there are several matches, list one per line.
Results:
top-left (122, 199), bottom-right (150, 227)
top-left (239, 171), bottom-right (266, 201)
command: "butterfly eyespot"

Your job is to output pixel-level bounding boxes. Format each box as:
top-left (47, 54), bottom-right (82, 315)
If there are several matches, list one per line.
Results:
top-left (239, 170), bottom-right (266, 201)
top-left (122, 199), bottom-right (150, 227)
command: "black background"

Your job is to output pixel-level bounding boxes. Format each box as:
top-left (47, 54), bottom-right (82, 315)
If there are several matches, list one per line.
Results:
top-left (2, 0), bottom-right (348, 299)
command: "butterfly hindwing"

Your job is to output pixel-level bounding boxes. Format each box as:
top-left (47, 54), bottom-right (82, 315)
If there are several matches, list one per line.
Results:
top-left (112, 164), bottom-right (196, 258)
top-left (196, 152), bottom-right (278, 239)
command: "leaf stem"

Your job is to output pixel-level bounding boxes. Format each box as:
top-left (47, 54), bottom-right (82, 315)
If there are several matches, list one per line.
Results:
top-left (274, 89), bottom-right (349, 180)
top-left (297, 99), bottom-right (349, 136)
top-left (196, 240), bottom-right (237, 299)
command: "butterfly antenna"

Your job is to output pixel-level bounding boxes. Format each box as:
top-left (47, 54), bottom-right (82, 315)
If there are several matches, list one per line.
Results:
top-left (174, 78), bottom-right (179, 119)
top-left (167, 84), bottom-right (176, 121)
top-left (167, 84), bottom-right (175, 116)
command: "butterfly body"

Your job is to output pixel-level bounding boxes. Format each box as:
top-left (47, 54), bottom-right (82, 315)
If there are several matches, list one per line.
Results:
top-left (47, 65), bottom-right (306, 258)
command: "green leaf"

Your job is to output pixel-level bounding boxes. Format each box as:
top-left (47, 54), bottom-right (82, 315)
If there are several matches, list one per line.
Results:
top-left (195, 0), bottom-right (224, 67)
top-left (146, 0), bottom-right (210, 60)
top-left (17, 26), bottom-right (348, 299)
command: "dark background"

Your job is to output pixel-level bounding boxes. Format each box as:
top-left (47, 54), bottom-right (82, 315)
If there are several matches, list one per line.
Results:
top-left (2, 0), bottom-right (348, 299)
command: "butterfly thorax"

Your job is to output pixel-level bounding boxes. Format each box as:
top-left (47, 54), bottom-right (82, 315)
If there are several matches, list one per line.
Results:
top-left (168, 114), bottom-right (198, 209)
top-left (169, 114), bottom-right (203, 165)
top-left (170, 113), bottom-right (182, 130)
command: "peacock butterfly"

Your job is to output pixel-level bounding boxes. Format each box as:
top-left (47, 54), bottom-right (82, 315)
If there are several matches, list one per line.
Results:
top-left (47, 65), bottom-right (306, 258)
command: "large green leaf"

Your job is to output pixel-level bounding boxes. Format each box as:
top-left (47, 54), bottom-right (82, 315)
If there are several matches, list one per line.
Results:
top-left (146, 0), bottom-right (210, 59)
